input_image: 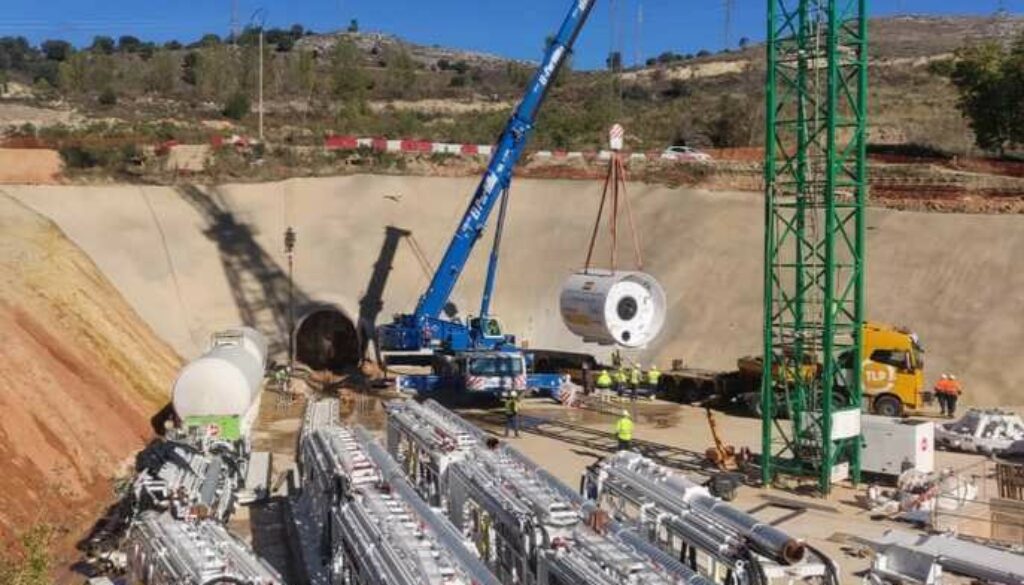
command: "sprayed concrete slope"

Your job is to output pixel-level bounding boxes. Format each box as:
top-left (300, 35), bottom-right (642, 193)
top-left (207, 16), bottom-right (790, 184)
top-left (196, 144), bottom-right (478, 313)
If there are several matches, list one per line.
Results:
top-left (0, 194), bottom-right (180, 546)
top-left (7, 175), bottom-right (1024, 404)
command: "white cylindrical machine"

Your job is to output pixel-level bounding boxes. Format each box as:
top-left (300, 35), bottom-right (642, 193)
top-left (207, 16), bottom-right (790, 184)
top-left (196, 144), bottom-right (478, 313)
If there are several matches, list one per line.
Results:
top-left (172, 327), bottom-right (267, 422)
top-left (559, 270), bottom-right (666, 348)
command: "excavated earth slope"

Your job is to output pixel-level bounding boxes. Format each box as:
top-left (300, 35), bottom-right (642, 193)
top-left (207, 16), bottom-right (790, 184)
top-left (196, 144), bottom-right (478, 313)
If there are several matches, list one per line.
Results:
top-left (0, 193), bottom-right (180, 549)
top-left (7, 175), bottom-right (1024, 405)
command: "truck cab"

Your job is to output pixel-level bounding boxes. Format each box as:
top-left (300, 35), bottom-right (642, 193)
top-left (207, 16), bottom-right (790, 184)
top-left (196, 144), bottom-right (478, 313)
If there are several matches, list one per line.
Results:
top-left (858, 322), bottom-right (925, 417)
top-left (396, 350), bottom-right (527, 395)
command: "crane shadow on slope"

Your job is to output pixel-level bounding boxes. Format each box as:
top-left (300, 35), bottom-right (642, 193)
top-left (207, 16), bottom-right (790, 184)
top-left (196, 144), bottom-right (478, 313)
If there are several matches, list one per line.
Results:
top-left (174, 184), bottom-right (361, 371)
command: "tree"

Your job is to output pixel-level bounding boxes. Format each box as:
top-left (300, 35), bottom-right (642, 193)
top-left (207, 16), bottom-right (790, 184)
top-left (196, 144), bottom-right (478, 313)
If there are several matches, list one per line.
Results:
top-left (146, 50), bottom-right (177, 93)
top-left (164, 40), bottom-right (183, 50)
top-left (182, 51), bottom-right (199, 85)
top-left (738, 37), bottom-right (751, 49)
top-left (606, 51), bottom-right (623, 72)
top-left (98, 87), bottom-right (118, 106)
top-left (40, 39), bottom-right (72, 61)
top-left (195, 33), bottom-right (221, 48)
top-left (138, 42), bottom-right (157, 60)
top-left (90, 35), bottom-right (115, 55)
top-left (222, 91), bottom-right (250, 120)
top-left (118, 35), bottom-right (142, 53)
top-left (382, 46), bottom-right (416, 98)
top-left (330, 38), bottom-right (367, 99)
top-left (0, 36), bottom-right (33, 70)
top-left (196, 45), bottom-right (238, 100)
top-left (947, 36), bottom-right (1024, 154)
top-left (288, 49), bottom-right (317, 117)
top-left (696, 49), bottom-right (711, 58)
top-left (704, 95), bottom-right (752, 148)
top-left (58, 52), bottom-right (89, 93)
top-left (347, 19), bottom-right (360, 33)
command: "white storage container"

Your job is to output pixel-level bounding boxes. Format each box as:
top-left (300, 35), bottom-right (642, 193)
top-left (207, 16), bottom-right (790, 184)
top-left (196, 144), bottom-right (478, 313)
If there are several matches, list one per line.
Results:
top-left (861, 415), bottom-right (935, 476)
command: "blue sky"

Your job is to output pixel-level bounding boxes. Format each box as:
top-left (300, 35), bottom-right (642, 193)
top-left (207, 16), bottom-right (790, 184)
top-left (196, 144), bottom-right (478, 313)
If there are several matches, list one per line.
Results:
top-left (2, 0), bottom-right (1021, 69)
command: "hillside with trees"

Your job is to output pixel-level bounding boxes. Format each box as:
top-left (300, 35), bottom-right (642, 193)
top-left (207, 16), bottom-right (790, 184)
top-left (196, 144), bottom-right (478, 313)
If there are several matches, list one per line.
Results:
top-left (0, 14), bottom-right (1021, 158)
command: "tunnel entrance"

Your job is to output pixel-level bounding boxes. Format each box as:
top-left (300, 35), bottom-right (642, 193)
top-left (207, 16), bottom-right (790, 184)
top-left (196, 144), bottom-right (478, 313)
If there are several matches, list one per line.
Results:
top-left (294, 308), bottom-right (362, 372)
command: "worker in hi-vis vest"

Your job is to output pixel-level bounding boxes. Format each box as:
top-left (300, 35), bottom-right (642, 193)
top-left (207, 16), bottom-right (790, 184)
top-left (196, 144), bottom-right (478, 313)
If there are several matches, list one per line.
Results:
top-left (596, 369), bottom-right (613, 391)
top-left (614, 367), bottom-right (626, 396)
top-left (616, 410), bottom-right (634, 450)
top-left (629, 366), bottom-right (641, 400)
top-left (646, 365), bottom-right (660, 395)
top-left (504, 391), bottom-right (521, 438)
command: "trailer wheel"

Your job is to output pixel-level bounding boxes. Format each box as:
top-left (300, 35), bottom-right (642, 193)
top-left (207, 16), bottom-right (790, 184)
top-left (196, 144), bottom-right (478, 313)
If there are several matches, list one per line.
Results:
top-left (873, 395), bottom-right (903, 418)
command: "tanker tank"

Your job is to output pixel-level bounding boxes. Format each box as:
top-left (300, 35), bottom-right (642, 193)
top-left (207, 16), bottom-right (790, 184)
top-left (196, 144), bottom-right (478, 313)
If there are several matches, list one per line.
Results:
top-left (171, 327), bottom-right (267, 441)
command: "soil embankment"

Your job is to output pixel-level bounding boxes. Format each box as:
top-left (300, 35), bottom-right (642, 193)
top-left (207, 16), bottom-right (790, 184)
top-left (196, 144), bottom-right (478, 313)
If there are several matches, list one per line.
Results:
top-left (0, 193), bottom-right (180, 550)
top-left (7, 175), bottom-right (1024, 405)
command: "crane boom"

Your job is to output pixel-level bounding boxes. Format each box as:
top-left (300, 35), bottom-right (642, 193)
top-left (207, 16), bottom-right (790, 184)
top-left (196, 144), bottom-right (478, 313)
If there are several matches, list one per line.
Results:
top-left (380, 0), bottom-right (596, 353)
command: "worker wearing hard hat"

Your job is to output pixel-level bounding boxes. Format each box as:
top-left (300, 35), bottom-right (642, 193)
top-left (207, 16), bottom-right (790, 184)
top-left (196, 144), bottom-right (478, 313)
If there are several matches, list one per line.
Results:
top-left (616, 410), bottom-right (634, 450)
top-left (934, 373), bottom-right (963, 418)
top-left (596, 369), bottom-right (613, 391)
top-left (614, 367), bottom-right (627, 397)
top-left (945, 374), bottom-right (963, 418)
top-left (646, 365), bottom-right (661, 395)
top-left (503, 390), bottom-right (521, 438)
top-left (934, 374), bottom-right (950, 416)
top-left (629, 365), bottom-right (641, 401)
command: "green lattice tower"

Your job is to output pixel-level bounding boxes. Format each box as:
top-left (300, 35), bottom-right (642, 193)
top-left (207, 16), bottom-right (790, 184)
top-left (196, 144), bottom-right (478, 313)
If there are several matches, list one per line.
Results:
top-left (761, 0), bottom-right (868, 495)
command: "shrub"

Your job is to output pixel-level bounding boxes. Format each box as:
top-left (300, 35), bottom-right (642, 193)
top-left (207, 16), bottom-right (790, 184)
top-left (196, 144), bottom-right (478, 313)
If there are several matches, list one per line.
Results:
top-left (98, 88), bottom-right (117, 106)
top-left (0, 524), bottom-right (54, 585)
top-left (222, 92), bottom-right (250, 120)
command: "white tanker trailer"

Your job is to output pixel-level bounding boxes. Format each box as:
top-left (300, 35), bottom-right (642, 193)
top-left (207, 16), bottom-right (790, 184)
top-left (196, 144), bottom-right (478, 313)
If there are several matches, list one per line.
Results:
top-left (172, 327), bottom-right (268, 442)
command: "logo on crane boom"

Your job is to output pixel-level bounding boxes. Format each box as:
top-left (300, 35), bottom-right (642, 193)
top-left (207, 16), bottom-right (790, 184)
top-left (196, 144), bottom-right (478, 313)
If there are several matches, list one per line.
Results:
top-left (538, 46), bottom-right (566, 88)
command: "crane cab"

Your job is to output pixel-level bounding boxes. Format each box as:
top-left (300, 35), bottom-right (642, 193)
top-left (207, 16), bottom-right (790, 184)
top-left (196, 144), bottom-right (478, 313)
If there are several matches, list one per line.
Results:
top-left (425, 350), bottom-right (526, 394)
top-left (468, 315), bottom-right (516, 349)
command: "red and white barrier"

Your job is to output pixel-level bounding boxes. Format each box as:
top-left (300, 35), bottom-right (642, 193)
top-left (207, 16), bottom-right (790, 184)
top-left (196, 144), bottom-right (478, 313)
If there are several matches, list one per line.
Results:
top-left (323, 135), bottom-right (652, 162)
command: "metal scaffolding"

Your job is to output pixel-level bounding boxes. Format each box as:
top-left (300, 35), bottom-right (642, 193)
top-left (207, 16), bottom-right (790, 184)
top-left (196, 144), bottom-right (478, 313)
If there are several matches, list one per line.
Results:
top-left (762, 0), bottom-right (869, 493)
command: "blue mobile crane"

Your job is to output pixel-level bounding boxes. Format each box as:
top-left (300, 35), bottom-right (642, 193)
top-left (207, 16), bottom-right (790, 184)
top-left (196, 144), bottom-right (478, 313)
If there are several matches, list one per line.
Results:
top-left (378, 0), bottom-right (597, 395)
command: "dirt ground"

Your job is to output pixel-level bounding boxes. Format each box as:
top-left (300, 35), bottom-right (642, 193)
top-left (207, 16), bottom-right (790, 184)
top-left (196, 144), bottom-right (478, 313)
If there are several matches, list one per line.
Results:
top-left (0, 194), bottom-right (180, 558)
top-left (0, 148), bottom-right (62, 184)
top-left (252, 387), bottom-right (1008, 584)
top-left (495, 397), bottom-right (1002, 582)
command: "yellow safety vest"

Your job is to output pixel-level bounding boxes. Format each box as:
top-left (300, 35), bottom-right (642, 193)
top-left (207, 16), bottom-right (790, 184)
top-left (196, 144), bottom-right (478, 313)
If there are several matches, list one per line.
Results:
top-left (505, 397), bottom-right (519, 415)
top-left (596, 371), bottom-right (613, 388)
top-left (615, 370), bottom-right (627, 383)
top-left (630, 369), bottom-right (641, 384)
top-left (616, 417), bottom-right (634, 441)
top-left (648, 369), bottom-right (660, 385)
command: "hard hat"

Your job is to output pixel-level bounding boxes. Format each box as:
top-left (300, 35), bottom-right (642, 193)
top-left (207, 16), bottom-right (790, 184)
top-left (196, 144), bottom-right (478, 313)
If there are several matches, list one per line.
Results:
top-left (622, 410), bottom-right (631, 417)
top-left (949, 374), bottom-right (957, 380)
top-left (940, 373), bottom-right (949, 379)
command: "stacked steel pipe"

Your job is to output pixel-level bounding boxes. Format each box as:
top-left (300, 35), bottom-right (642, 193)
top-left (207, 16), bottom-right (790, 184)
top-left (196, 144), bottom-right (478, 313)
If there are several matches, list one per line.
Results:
top-left (295, 398), bottom-right (502, 585)
top-left (126, 511), bottom-right (283, 585)
top-left (585, 451), bottom-right (839, 585)
top-left (386, 399), bottom-right (713, 585)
